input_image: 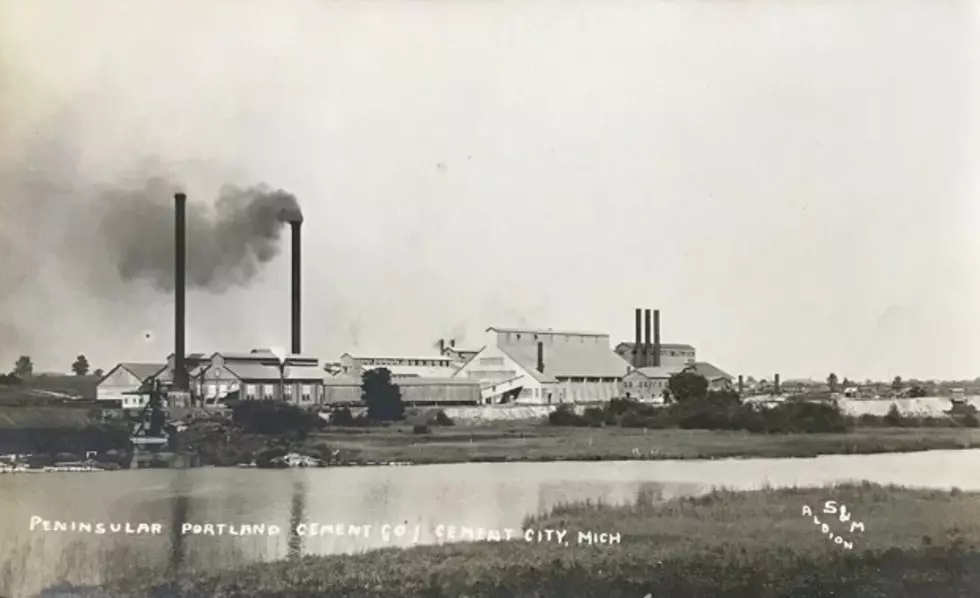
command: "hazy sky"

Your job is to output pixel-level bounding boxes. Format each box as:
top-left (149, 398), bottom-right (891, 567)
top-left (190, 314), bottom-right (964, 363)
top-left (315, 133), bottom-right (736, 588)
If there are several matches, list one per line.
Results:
top-left (1, 0), bottom-right (978, 381)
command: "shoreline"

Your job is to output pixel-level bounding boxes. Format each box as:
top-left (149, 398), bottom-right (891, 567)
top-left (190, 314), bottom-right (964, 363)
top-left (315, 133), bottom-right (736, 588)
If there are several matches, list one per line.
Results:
top-left (4, 437), bottom-right (980, 473)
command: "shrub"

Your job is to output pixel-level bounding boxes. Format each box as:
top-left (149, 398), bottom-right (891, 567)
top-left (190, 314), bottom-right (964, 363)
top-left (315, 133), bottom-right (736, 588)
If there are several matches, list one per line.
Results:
top-left (412, 424), bottom-right (431, 435)
top-left (884, 404), bottom-right (904, 427)
top-left (329, 407), bottom-right (356, 426)
top-left (232, 401), bottom-right (325, 438)
top-left (548, 404), bottom-right (583, 427)
top-left (581, 407), bottom-right (607, 427)
top-left (961, 413), bottom-right (980, 428)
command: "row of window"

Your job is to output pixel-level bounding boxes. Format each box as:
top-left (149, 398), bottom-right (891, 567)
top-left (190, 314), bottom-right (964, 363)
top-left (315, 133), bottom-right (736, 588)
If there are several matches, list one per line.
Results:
top-left (624, 381), bottom-right (665, 389)
top-left (358, 359), bottom-right (452, 367)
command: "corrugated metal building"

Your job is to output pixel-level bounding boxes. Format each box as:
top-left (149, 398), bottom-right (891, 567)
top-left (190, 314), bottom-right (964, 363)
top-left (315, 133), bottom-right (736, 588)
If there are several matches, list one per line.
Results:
top-left (454, 327), bottom-right (631, 404)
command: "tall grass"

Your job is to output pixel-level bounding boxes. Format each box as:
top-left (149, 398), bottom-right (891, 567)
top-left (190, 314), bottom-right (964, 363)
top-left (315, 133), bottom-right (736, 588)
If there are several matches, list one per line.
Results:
top-left (72, 483), bottom-right (980, 598)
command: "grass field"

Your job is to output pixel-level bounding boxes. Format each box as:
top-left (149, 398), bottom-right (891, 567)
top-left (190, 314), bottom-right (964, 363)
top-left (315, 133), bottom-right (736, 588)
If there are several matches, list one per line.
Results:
top-left (90, 482), bottom-right (980, 597)
top-left (301, 422), bottom-right (980, 464)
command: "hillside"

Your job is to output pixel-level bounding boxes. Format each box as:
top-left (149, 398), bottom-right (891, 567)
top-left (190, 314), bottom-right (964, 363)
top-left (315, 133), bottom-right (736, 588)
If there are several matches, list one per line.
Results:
top-left (0, 373), bottom-right (99, 403)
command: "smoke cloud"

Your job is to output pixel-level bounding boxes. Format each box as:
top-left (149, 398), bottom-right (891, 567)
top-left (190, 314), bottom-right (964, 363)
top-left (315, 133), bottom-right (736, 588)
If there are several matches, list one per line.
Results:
top-left (97, 178), bottom-right (302, 292)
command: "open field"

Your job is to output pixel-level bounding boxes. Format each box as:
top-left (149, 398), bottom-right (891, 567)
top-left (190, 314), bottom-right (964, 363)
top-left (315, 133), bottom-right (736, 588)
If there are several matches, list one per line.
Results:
top-left (303, 422), bottom-right (980, 464)
top-left (85, 483), bottom-right (980, 597)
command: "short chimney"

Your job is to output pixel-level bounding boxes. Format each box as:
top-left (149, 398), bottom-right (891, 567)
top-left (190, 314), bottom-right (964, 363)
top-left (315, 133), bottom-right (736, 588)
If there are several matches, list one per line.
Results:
top-left (774, 373), bottom-right (781, 395)
top-left (438, 339), bottom-right (445, 354)
top-left (644, 309), bottom-right (652, 368)
top-left (634, 308), bottom-right (642, 367)
top-left (537, 341), bottom-right (545, 373)
top-left (450, 339), bottom-right (456, 348)
top-left (653, 309), bottom-right (661, 367)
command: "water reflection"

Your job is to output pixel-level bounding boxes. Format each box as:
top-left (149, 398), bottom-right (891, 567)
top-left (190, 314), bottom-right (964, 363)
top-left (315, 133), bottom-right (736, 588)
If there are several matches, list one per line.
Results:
top-left (286, 480), bottom-right (307, 560)
top-left (167, 472), bottom-right (191, 578)
top-left (3, 451), bottom-right (980, 597)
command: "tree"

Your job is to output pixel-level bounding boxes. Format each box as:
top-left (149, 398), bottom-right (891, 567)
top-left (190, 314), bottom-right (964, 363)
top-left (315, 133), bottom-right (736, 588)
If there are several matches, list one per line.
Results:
top-left (93, 368), bottom-right (105, 378)
top-left (13, 355), bottom-right (33, 377)
top-left (892, 376), bottom-right (904, 392)
top-left (841, 377), bottom-right (852, 388)
top-left (908, 385), bottom-right (928, 398)
top-left (71, 354), bottom-right (90, 376)
top-left (667, 370), bottom-right (709, 403)
top-left (827, 373), bottom-right (839, 393)
top-left (362, 368), bottom-right (404, 421)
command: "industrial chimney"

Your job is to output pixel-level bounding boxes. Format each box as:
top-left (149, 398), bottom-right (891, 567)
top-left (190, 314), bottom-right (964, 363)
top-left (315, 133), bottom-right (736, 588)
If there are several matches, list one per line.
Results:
top-left (644, 309), bottom-right (652, 368)
top-left (173, 192), bottom-right (188, 391)
top-left (438, 339), bottom-right (445, 354)
top-left (634, 308), bottom-right (642, 367)
top-left (653, 309), bottom-right (661, 367)
top-left (774, 373), bottom-right (781, 395)
top-left (738, 375), bottom-right (744, 396)
top-left (291, 221), bottom-right (302, 356)
top-left (537, 341), bottom-right (545, 373)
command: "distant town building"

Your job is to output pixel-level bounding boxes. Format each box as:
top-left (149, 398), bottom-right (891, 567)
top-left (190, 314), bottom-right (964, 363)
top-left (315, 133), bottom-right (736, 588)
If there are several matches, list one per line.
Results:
top-left (614, 342), bottom-right (696, 367)
top-left (454, 327), bottom-right (631, 404)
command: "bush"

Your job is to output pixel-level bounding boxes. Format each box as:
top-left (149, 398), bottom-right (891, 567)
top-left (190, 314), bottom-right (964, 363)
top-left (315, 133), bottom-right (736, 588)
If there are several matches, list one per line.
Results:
top-left (548, 404), bottom-right (583, 427)
top-left (961, 413), bottom-right (980, 428)
top-left (884, 404), bottom-right (904, 427)
top-left (232, 401), bottom-right (325, 438)
top-left (329, 407), bottom-right (356, 426)
top-left (255, 448), bottom-right (289, 468)
top-left (581, 407), bottom-right (607, 427)
top-left (412, 424), bottom-right (431, 435)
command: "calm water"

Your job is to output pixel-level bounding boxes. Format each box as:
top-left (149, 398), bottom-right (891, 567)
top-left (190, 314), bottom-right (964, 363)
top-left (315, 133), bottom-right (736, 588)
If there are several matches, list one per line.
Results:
top-left (3, 450), bottom-right (980, 597)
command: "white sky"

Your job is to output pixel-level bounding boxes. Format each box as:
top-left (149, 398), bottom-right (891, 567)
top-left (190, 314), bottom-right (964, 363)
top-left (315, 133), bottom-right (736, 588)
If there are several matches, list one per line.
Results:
top-left (0, 0), bottom-right (978, 382)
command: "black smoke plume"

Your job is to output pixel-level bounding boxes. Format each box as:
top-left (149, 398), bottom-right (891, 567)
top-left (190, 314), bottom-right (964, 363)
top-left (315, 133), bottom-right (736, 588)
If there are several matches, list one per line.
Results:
top-left (97, 177), bottom-right (302, 293)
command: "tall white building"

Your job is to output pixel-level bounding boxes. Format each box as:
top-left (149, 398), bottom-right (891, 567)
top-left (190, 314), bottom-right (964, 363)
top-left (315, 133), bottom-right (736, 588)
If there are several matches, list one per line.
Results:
top-left (454, 327), bottom-right (631, 404)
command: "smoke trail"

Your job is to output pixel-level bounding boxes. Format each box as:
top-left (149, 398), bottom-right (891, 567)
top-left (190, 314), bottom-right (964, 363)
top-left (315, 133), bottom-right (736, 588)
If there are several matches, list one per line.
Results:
top-left (96, 178), bottom-right (303, 293)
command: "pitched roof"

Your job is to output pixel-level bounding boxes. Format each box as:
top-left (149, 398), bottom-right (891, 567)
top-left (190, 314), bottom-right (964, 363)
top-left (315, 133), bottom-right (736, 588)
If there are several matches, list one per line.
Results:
top-left (362, 364), bottom-right (457, 378)
top-left (342, 353), bottom-right (455, 362)
top-left (119, 363), bottom-right (166, 381)
top-left (616, 342), bottom-right (696, 351)
top-left (489, 326), bottom-right (609, 338)
top-left (499, 343), bottom-right (631, 380)
top-left (221, 363), bottom-right (325, 381)
top-left (631, 362), bottom-right (732, 381)
top-left (691, 362), bottom-right (732, 381)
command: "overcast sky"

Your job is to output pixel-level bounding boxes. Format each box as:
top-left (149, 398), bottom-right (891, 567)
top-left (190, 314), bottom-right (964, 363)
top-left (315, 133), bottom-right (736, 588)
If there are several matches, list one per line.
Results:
top-left (1, 0), bottom-right (978, 381)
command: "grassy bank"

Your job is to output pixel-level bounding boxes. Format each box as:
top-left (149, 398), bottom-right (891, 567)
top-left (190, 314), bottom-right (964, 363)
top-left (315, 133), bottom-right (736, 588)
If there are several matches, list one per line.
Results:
top-left (89, 483), bottom-right (980, 597)
top-left (298, 422), bottom-right (980, 465)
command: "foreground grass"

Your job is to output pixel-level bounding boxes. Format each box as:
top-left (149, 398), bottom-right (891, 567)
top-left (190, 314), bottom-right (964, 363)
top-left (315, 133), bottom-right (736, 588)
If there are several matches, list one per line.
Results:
top-left (301, 423), bottom-right (980, 465)
top-left (91, 482), bottom-right (980, 597)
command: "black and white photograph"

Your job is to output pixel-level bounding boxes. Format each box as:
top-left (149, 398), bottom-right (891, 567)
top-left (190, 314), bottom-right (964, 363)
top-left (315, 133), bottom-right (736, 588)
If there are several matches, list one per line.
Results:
top-left (1, 1), bottom-right (978, 596)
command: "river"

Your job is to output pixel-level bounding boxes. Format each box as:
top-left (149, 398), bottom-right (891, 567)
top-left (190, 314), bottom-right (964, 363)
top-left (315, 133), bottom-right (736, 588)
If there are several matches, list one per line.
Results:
top-left (2, 449), bottom-right (978, 597)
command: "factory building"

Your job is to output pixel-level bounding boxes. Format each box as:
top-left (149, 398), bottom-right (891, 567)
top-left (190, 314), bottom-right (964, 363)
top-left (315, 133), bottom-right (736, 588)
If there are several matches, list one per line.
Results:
top-left (453, 326), bottom-right (630, 404)
top-left (615, 308), bottom-right (696, 367)
top-left (152, 349), bottom-right (323, 406)
top-left (96, 363), bottom-right (166, 409)
top-left (623, 362), bottom-right (734, 402)
top-left (320, 375), bottom-right (481, 407)
top-left (615, 343), bottom-right (696, 367)
top-left (339, 353), bottom-right (458, 380)
top-left (437, 339), bottom-right (481, 368)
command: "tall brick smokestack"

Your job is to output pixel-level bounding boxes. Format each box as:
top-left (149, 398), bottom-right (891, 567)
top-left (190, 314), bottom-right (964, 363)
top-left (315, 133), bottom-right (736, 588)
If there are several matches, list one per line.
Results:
top-left (174, 193), bottom-right (187, 391)
top-left (774, 373), bottom-right (781, 395)
top-left (537, 341), bottom-right (545, 373)
top-left (291, 221), bottom-right (302, 355)
top-left (653, 309), bottom-right (661, 367)
top-left (634, 308), bottom-right (642, 367)
top-left (644, 309), bottom-right (651, 368)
